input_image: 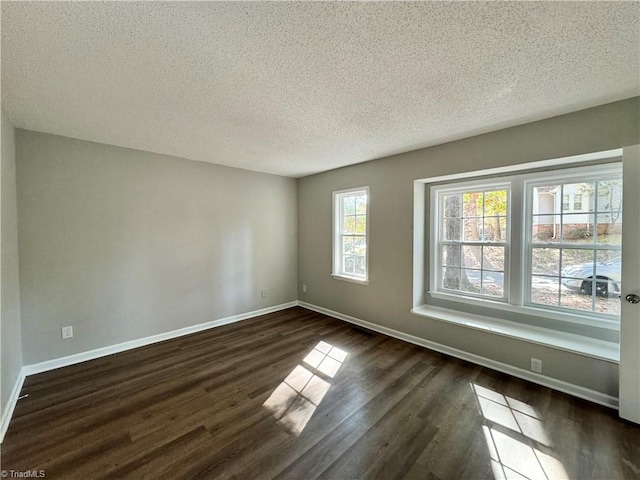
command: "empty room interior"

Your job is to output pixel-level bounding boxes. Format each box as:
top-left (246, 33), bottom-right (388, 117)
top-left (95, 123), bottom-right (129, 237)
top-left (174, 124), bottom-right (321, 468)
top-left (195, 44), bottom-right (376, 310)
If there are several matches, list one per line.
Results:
top-left (1, 2), bottom-right (640, 479)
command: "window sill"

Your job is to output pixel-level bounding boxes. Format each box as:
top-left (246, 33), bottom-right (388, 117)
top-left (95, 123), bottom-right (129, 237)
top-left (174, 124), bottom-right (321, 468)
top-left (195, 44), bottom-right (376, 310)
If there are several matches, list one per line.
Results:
top-left (428, 291), bottom-right (620, 331)
top-left (331, 274), bottom-right (369, 285)
top-left (411, 304), bottom-right (619, 362)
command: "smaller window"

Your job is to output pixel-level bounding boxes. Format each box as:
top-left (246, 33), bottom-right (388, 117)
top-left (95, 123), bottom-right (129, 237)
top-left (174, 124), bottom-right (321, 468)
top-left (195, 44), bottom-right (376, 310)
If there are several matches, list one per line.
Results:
top-left (573, 193), bottom-right (583, 211)
top-left (333, 187), bottom-right (369, 283)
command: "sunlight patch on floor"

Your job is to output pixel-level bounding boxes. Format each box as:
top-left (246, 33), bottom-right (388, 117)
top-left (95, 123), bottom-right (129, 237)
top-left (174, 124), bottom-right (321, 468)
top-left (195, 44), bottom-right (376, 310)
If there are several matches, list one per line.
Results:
top-left (263, 341), bottom-right (348, 435)
top-left (303, 341), bottom-right (348, 378)
top-left (473, 384), bottom-right (568, 480)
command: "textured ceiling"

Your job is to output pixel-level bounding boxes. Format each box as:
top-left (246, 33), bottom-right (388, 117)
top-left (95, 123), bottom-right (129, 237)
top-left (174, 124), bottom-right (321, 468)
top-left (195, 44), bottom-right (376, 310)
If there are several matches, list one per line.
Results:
top-left (1, 2), bottom-right (639, 177)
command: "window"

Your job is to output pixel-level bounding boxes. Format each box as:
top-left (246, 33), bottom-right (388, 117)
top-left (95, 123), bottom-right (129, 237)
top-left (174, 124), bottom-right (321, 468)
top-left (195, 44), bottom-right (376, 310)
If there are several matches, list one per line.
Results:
top-left (573, 193), bottom-right (583, 211)
top-left (437, 185), bottom-right (509, 300)
top-left (528, 174), bottom-right (622, 316)
top-left (562, 192), bottom-right (586, 212)
top-left (333, 187), bottom-right (369, 283)
top-left (430, 162), bottom-right (622, 323)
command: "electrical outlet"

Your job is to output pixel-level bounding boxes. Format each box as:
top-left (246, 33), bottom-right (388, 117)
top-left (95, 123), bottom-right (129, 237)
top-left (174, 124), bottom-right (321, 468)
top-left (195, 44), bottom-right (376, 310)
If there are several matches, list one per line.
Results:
top-left (302, 284), bottom-right (307, 293)
top-left (261, 290), bottom-right (267, 298)
top-left (530, 357), bottom-right (542, 373)
top-left (61, 326), bottom-right (73, 340)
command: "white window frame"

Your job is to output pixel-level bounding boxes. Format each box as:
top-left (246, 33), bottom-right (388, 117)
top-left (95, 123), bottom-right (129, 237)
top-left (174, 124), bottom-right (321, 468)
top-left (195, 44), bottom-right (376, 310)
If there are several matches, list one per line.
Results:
top-left (428, 162), bottom-right (622, 329)
top-left (431, 180), bottom-right (512, 302)
top-left (332, 186), bottom-right (370, 284)
top-left (523, 166), bottom-right (622, 315)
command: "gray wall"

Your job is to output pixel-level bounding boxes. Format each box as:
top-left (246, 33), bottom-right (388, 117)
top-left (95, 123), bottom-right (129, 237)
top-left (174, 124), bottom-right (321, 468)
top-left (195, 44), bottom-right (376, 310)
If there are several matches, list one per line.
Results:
top-left (1, 108), bottom-right (24, 414)
top-left (298, 97), bottom-right (640, 397)
top-left (16, 131), bottom-right (297, 365)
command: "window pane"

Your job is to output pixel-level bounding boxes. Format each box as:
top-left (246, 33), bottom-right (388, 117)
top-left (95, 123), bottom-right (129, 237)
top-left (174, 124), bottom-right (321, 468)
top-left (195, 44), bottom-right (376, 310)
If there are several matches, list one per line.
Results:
top-left (442, 245), bottom-right (461, 267)
top-left (483, 217), bottom-right (506, 242)
top-left (596, 250), bottom-right (621, 293)
top-left (462, 245), bottom-right (482, 269)
top-left (534, 185), bottom-right (560, 208)
top-left (560, 287), bottom-right (593, 312)
top-left (532, 248), bottom-right (559, 276)
top-left (343, 196), bottom-right (356, 215)
top-left (483, 246), bottom-right (504, 271)
top-left (593, 253), bottom-right (621, 315)
top-left (354, 236), bottom-right (366, 256)
top-left (561, 214), bottom-right (594, 244)
top-left (532, 215), bottom-right (560, 243)
top-left (484, 190), bottom-right (507, 216)
top-left (443, 194), bottom-right (462, 218)
top-left (354, 256), bottom-right (366, 275)
top-left (343, 216), bottom-right (355, 234)
top-left (563, 183), bottom-right (594, 212)
top-left (442, 267), bottom-right (461, 290)
top-left (531, 276), bottom-right (560, 306)
top-left (596, 212), bottom-right (622, 244)
top-left (343, 256), bottom-right (355, 274)
top-left (482, 271), bottom-right (504, 297)
top-left (460, 269), bottom-right (481, 294)
top-left (463, 218), bottom-right (481, 241)
top-left (355, 195), bottom-right (367, 214)
top-left (596, 179), bottom-right (622, 212)
top-left (343, 236), bottom-right (354, 254)
top-left (597, 249), bottom-right (621, 264)
top-left (561, 249), bottom-right (594, 277)
top-left (595, 295), bottom-right (621, 316)
top-left (463, 192), bottom-right (483, 217)
top-left (443, 218), bottom-right (461, 241)
top-left (355, 215), bottom-right (366, 234)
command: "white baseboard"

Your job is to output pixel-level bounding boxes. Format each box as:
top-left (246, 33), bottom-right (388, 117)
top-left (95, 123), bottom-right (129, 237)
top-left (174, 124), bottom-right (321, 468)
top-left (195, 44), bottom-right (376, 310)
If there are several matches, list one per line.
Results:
top-left (23, 301), bottom-right (298, 377)
top-left (1, 370), bottom-right (26, 443)
top-left (298, 301), bottom-right (619, 410)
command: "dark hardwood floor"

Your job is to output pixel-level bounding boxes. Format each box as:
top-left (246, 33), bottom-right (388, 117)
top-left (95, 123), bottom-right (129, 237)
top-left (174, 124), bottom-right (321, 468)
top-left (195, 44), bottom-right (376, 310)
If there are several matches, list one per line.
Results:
top-left (2, 307), bottom-right (638, 479)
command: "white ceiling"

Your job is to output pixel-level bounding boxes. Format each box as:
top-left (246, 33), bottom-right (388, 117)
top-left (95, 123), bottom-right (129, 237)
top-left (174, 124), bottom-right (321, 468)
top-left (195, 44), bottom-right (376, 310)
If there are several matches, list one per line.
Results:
top-left (1, 2), bottom-right (638, 178)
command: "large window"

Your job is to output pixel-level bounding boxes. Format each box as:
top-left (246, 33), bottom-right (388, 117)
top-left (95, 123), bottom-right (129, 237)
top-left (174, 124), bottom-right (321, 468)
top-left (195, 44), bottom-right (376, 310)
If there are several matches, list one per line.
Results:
top-left (333, 187), bottom-right (369, 283)
top-left (431, 163), bottom-right (622, 323)
top-left (527, 173), bottom-right (622, 316)
top-left (437, 184), bottom-right (509, 300)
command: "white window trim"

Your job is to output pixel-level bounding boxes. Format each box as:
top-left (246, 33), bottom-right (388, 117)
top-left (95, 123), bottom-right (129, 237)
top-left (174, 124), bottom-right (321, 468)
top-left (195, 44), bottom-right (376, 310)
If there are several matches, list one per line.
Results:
top-left (431, 180), bottom-right (512, 303)
top-left (332, 186), bottom-right (370, 285)
top-left (413, 148), bottom-right (624, 356)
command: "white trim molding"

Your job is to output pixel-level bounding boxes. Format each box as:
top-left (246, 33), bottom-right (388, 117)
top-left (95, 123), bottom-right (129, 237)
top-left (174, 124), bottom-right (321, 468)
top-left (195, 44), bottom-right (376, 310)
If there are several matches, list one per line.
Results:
top-left (298, 301), bottom-right (619, 410)
top-left (0, 301), bottom-right (297, 442)
top-left (0, 370), bottom-right (27, 443)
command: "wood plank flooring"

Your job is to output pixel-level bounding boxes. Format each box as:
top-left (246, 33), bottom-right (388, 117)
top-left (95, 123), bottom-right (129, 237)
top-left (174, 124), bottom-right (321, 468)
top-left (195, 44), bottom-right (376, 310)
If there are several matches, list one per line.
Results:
top-left (1, 307), bottom-right (638, 479)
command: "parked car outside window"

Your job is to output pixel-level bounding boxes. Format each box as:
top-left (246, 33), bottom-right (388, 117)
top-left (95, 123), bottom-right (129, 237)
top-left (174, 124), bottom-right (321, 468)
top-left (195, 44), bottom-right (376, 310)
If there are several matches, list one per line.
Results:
top-left (561, 257), bottom-right (621, 297)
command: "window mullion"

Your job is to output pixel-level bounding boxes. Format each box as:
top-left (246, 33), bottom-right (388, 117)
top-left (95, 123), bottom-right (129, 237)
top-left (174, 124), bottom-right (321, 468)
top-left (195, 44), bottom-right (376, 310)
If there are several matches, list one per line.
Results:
top-left (509, 179), bottom-right (523, 307)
